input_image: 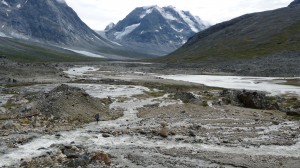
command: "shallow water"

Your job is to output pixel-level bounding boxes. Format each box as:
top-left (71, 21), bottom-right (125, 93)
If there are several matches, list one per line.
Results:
top-left (19, 83), bottom-right (149, 99)
top-left (0, 92), bottom-right (180, 167)
top-left (68, 83), bottom-right (149, 99)
top-left (1, 85), bottom-right (299, 167)
top-left (63, 66), bottom-right (99, 77)
top-left (160, 75), bottom-right (300, 96)
top-left (1, 118), bottom-right (300, 167)
top-left (0, 94), bottom-right (14, 107)
top-left (1, 69), bottom-right (300, 167)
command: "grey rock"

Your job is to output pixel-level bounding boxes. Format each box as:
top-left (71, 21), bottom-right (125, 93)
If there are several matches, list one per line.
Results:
top-left (160, 122), bottom-right (168, 127)
top-left (0, 107), bottom-right (6, 113)
top-left (159, 127), bottom-right (169, 138)
top-left (189, 130), bottom-right (196, 137)
top-left (1, 120), bottom-right (18, 129)
top-left (221, 89), bottom-right (271, 110)
top-left (102, 133), bottom-right (110, 138)
top-left (174, 91), bottom-right (197, 103)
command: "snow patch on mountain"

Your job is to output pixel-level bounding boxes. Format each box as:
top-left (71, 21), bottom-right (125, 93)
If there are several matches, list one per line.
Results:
top-left (143, 5), bottom-right (156, 9)
top-left (0, 31), bottom-right (10, 38)
top-left (173, 9), bottom-right (199, 32)
top-left (171, 25), bottom-right (183, 32)
top-left (110, 41), bottom-right (122, 46)
top-left (104, 22), bottom-right (115, 31)
top-left (138, 6), bottom-right (204, 32)
top-left (155, 7), bottom-right (177, 20)
top-left (140, 8), bottom-right (153, 18)
top-left (1, 0), bottom-right (9, 7)
top-left (64, 48), bottom-right (106, 58)
top-left (114, 23), bottom-right (140, 40)
top-left (10, 32), bottom-right (30, 40)
top-left (56, 0), bottom-right (66, 4)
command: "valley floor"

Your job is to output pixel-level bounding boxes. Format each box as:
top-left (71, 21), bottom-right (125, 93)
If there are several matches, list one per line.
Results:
top-left (0, 59), bottom-right (300, 168)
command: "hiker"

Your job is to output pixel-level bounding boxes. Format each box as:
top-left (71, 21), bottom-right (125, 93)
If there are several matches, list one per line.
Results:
top-left (95, 113), bottom-right (100, 124)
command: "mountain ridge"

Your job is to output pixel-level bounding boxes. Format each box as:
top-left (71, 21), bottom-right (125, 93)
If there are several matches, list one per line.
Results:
top-left (105, 5), bottom-right (209, 56)
top-left (289, 0), bottom-right (300, 7)
top-left (159, 1), bottom-right (300, 63)
top-left (0, 0), bottom-right (148, 61)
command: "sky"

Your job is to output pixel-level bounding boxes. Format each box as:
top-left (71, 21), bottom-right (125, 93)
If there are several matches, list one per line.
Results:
top-left (64, 0), bottom-right (293, 30)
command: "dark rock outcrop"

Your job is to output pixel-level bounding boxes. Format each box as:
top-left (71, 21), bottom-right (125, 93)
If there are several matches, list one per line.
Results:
top-left (221, 89), bottom-right (271, 109)
top-left (174, 91), bottom-right (197, 103)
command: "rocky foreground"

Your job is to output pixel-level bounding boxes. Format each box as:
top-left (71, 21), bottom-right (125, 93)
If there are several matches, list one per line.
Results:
top-left (0, 60), bottom-right (300, 168)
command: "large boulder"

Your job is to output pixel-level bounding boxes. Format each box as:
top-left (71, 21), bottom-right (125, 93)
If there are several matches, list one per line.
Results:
top-left (91, 152), bottom-right (111, 166)
top-left (174, 91), bottom-right (198, 103)
top-left (1, 120), bottom-right (20, 129)
top-left (221, 89), bottom-right (271, 109)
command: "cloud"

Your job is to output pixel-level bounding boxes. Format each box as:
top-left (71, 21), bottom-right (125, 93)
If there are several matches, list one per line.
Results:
top-left (65, 0), bottom-right (293, 30)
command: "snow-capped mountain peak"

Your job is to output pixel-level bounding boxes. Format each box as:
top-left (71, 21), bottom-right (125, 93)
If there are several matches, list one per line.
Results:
top-left (105, 5), bottom-right (209, 56)
top-left (1, 0), bottom-right (9, 7)
top-left (56, 0), bottom-right (66, 4)
top-left (0, 0), bottom-right (125, 56)
top-left (104, 22), bottom-right (116, 31)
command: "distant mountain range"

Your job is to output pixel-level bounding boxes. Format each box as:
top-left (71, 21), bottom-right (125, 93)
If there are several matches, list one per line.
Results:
top-left (160, 0), bottom-right (300, 63)
top-left (1, 0), bottom-right (298, 66)
top-left (104, 6), bottom-right (209, 56)
top-left (0, 0), bottom-right (148, 61)
top-left (0, 1), bottom-right (208, 61)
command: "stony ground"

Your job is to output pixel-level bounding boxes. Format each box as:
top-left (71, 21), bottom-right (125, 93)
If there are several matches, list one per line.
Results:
top-left (0, 59), bottom-right (300, 168)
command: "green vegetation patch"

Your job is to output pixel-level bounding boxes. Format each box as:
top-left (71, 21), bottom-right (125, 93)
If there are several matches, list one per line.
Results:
top-left (282, 79), bottom-right (300, 87)
top-left (0, 39), bottom-right (104, 63)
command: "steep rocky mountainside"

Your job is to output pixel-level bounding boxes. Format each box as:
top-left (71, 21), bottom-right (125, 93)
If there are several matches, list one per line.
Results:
top-left (160, 0), bottom-right (300, 63)
top-left (0, 0), bottom-right (109, 46)
top-left (289, 0), bottom-right (300, 7)
top-left (0, 0), bottom-right (146, 60)
top-left (105, 6), bottom-right (208, 56)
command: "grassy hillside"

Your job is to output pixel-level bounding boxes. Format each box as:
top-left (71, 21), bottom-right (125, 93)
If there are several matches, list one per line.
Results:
top-left (0, 37), bottom-right (104, 62)
top-left (157, 5), bottom-right (300, 63)
top-left (0, 37), bottom-right (153, 62)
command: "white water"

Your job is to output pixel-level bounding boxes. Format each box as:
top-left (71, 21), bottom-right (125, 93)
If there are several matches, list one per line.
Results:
top-left (1, 82), bottom-right (300, 167)
top-left (68, 83), bottom-right (150, 99)
top-left (20, 83), bottom-right (150, 99)
top-left (2, 107), bottom-right (300, 167)
top-left (160, 75), bottom-right (300, 96)
top-left (0, 94), bottom-right (13, 106)
top-left (1, 69), bottom-right (300, 166)
top-left (63, 66), bottom-right (99, 77)
top-left (0, 92), bottom-right (180, 167)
